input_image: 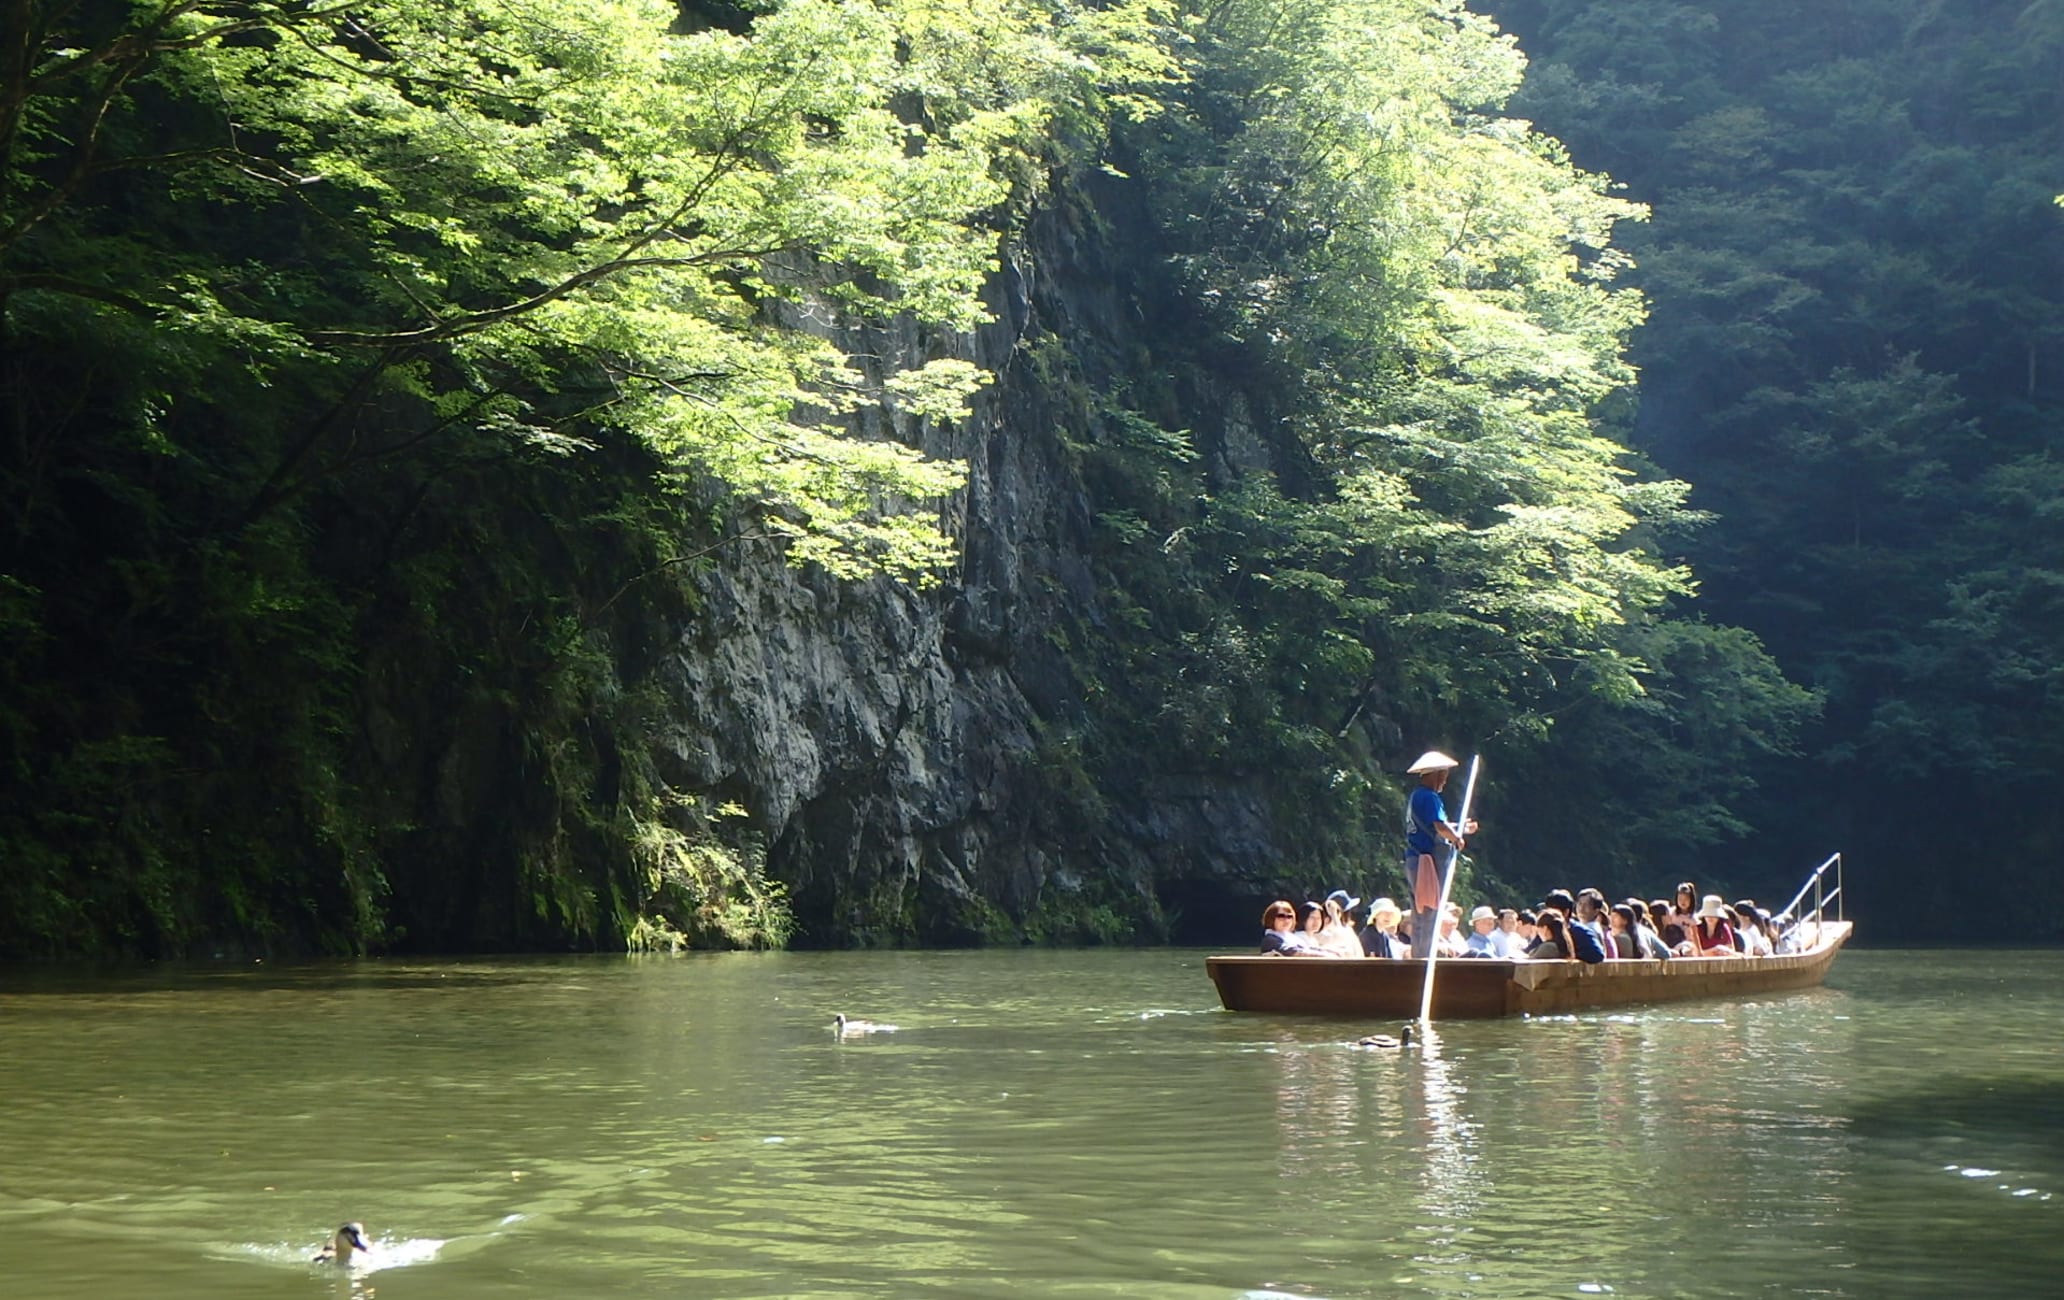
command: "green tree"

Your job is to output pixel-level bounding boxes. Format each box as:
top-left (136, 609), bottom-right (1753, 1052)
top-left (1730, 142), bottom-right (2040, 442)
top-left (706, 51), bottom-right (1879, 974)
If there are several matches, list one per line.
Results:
top-left (1027, 0), bottom-right (1808, 898)
top-left (0, 0), bottom-right (1817, 956)
top-left (0, 0), bottom-right (1174, 956)
top-left (0, 0), bottom-right (1065, 577)
top-left (1494, 0), bottom-right (2064, 931)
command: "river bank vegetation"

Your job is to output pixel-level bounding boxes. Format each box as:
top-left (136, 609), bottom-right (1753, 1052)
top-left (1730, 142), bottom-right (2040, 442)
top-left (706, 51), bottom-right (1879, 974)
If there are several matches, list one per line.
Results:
top-left (0, 0), bottom-right (2047, 958)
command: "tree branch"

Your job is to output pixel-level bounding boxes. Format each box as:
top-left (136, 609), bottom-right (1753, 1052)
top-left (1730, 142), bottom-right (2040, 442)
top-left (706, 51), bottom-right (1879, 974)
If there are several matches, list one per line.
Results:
top-left (228, 346), bottom-right (401, 536)
top-left (593, 533), bottom-right (783, 617)
top-left (302, 248), bottom-right (793, 347)
top-left (0, 270), bottom-right (160, 314)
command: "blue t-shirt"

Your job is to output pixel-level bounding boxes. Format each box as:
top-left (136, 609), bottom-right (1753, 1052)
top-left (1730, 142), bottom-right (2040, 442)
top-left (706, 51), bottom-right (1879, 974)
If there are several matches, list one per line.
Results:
top-left (1406, 785), bottom-right (1447, 855)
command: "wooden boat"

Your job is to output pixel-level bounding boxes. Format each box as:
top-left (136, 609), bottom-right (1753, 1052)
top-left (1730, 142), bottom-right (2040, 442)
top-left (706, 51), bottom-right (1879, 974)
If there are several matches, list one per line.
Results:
top-left (1206, 920), bottom-right (1852, 1019)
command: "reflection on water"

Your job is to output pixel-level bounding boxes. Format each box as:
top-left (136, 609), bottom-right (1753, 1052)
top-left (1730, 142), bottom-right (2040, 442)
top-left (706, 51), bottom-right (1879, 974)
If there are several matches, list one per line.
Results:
top-left (2, 949), bottom-right (2062, 1298)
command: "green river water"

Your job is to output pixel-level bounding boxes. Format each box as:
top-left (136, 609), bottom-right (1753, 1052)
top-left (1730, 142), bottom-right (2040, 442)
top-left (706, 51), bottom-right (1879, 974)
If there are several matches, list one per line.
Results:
top-left (0, 948), bottom-right (2058, 1298)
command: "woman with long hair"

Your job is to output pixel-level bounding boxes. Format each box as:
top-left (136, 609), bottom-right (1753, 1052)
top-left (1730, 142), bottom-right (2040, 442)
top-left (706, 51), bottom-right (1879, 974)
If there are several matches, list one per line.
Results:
top-left (1529, 910), bottom-right (1572, 960)
top-left (1653, 897), bottom-right (1689, 955)
top-left (1628, 899), bottom-right (1673, 960)
top-left (1295, 898), bottom-right (1351, 958)
top-left (1735, 901), bottom-right (1774, 956)
top-left (1606, 903), bottom-right (1637, 958)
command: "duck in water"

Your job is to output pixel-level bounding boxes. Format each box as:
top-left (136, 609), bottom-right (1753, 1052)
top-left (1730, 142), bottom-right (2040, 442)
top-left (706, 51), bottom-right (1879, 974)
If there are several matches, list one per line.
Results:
top-left (313, 1221), bottom-right (374, 1266)
top-left (833, 1013), bottom-right (896, 1036)
top-left (1356, 1025), bottom-right (1414, 1050)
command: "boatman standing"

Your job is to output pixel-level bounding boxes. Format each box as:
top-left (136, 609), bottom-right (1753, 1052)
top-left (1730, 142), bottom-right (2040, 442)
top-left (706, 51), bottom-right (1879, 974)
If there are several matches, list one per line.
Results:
top-left (1404, 751), bottom-right (1477, 959)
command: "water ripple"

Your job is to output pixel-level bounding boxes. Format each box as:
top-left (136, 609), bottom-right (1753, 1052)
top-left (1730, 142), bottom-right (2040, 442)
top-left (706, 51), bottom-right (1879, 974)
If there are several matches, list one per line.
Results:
top-left (2, 949), bottom-right (2062, 1296)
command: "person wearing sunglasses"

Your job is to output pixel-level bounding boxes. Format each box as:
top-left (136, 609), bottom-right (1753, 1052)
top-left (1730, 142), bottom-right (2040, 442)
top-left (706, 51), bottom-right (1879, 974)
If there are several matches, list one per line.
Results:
top-left (1260, 900), bottom-right (1321, 955)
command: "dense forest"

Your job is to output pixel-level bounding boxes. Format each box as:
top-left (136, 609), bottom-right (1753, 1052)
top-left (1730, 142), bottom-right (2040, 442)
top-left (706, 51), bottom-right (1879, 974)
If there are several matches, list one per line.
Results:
top-left (0, 0), bottom-right (2051, 959)
top-left (1489, 0), bottom-right (2064, 935)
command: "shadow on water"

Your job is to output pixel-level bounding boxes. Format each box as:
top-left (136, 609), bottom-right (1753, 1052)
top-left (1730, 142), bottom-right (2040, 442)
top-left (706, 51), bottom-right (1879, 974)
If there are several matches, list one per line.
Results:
top-left (1848, 1074), bottom-right (2064, 1154)
top-left (1835, 1067), bottom-right (2064, 1293)
top-left (0, 955), bottom-right (647, 997)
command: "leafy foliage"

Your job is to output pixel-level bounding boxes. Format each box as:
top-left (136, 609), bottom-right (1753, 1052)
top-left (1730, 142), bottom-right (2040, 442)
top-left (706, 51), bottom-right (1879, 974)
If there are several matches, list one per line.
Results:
top-left (0, 0), bottom-right (1815, 955)
top-left (1496, 0), bottom-right (2064, 932)
top-left (0, 0), bottom-right (1175, 956)
top-left (973, 0), bottom-right (1813, 909)
top-left (3, 0), bottom-right (1101, 578)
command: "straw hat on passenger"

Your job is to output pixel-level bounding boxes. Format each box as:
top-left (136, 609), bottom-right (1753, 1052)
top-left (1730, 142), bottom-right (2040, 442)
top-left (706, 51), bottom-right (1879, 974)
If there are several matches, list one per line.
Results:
top-left (1406, 750), bottom-right (1459, 774)
top-left (1369, 897), bottom-right (1401, 919)
top-left (1696, 894), bottom-right (1729, 920)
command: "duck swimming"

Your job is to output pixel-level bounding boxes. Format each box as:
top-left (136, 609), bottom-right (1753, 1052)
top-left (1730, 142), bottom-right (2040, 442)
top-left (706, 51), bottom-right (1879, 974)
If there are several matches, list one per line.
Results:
top-left (833, 1013), bottom-right (896, 1036)
top-left (1356, 1025), bottom-right (1414, 1049)
top-left (312, 1221), bottom-right (374, 1266)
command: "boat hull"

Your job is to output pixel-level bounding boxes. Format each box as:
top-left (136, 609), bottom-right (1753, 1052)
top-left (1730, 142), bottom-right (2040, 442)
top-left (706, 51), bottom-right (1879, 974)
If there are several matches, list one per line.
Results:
top-left (1206, 921), bottom-right (1851, 1018)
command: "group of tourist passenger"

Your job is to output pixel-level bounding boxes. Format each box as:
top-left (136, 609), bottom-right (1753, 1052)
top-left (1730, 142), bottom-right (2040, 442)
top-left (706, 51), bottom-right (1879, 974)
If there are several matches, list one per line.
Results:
top-left (1259, 881), bottom-right (1793, 963)
top-left (1259, 747), bottom-right (1797, 962)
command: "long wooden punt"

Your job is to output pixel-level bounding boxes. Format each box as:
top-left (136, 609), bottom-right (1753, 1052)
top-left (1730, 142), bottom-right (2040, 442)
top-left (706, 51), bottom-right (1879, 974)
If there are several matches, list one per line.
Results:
top-left (1205, 921), bottom-right (1852, 1019)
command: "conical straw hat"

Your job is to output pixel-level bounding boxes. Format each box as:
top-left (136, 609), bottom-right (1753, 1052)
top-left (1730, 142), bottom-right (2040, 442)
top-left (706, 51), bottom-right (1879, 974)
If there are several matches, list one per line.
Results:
top-left (1405, 750), bottom-right (1459, 774)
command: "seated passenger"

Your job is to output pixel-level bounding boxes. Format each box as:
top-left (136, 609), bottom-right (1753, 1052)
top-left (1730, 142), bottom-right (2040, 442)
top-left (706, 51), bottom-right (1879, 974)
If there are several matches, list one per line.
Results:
top-left (1516, 909), bottom-right (1541, 951)
top-left (1297, 897), bottom-right (1334, 952)
top-left (1734, 900), bottom-right (1774, 956)
top-left (1362, 897), bottom-right (1408, 959)
top-left (1749, 911), bottom-right (1776, 956)
top-left (1498, 908), bottom-right (1521, 954)
top-left (1533, 892), bottom-right (1575, 958)
top-left (1771, 911), bottom-right (1801, 953)
top-left (1260, 900), bottom-right (1319, 955)
top-left (1605, 902), bottom-right (1636, 957)
top-left (1316, 890), bottom-right (1369, 958)
top-left (1653, 898), bottom-right (1693, 956)
top-left (1464, 905), bottom-right (1503, 957)
top-left (1529, 911), bottom-right (1571, 960)
top-left (1562, 889), bottom-right (1611, 965)
top-left (1672, 883), bottom-right (1701, 948)
top-left (1436, 902), bottom-right (1468, 957)
top-left (1692, 894), bottom-right (1740, 956)
top-left (1627, 899), bottom-right (1672, 960)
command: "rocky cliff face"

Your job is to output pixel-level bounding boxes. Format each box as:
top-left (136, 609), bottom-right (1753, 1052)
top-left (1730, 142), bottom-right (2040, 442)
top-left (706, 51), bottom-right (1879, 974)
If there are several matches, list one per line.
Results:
top-left (655, 184), bottom-right (1282, 946)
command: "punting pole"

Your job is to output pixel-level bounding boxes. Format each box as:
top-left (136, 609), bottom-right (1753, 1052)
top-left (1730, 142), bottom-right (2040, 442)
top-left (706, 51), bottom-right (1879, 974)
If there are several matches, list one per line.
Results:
top-left (1416, 753), bottom-right (1482, 1025)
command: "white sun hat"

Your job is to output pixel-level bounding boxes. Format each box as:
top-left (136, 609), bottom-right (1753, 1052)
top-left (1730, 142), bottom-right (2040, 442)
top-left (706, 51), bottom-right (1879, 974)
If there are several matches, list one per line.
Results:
top-left (1406, 750), bottom-right (1460, 773)
top-left (1696, 894), bottom-right (1729, 920)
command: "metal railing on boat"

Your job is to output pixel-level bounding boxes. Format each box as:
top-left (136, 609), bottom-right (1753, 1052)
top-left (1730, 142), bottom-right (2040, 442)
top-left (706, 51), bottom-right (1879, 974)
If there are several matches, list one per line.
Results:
top-left (1775, 852), bottom-right (1843, 951)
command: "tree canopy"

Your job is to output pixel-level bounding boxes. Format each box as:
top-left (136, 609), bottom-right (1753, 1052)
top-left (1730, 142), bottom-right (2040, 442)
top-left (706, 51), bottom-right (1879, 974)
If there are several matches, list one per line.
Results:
top-left (1495, 0), bottom-right (2064, 936)
top-left (997, 0), bottom-right (1812, 901)
top-left (1, 0), bottom-right (1828, 956)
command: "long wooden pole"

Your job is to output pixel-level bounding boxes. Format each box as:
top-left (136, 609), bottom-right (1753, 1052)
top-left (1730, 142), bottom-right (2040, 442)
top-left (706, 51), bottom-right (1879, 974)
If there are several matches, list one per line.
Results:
top-left (1416, 754), bottom-right (1481, 1024)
